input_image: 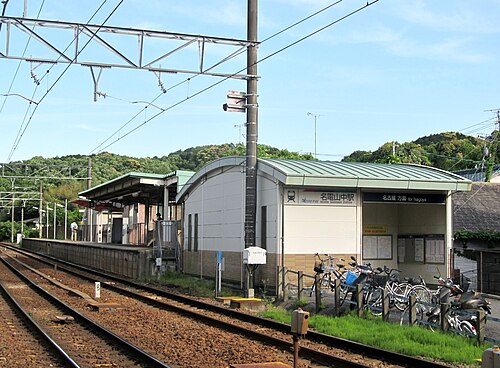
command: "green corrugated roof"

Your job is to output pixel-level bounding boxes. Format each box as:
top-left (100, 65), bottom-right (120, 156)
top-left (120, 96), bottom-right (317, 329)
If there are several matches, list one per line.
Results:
top-left (176, 157), bottom-right (471, 201)
top-left (79, 170), bottom-right (195, 197)
top-left (259, 159), bottom-right (472, 191)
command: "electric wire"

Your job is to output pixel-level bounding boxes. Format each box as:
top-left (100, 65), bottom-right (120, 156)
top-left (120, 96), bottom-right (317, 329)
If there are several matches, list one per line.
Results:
top-left (89, 0), bottom-right (348, 154)
top-left (7, 0), bottom-right (123, 162)
top-left (0, 0), bottom-right (45, 115)
top-left (0, 0), bottom-right (9, 32)
top-left (5, 0), bottom-right (110, 161)
top-left (90, 0), bottom-right (379, 154)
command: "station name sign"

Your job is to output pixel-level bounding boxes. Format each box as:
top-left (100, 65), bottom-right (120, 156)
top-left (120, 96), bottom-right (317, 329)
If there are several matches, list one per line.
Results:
top-left (285, 189), bottom-right (356, 206)
top-left (363, 192), bottom-right (446, 204)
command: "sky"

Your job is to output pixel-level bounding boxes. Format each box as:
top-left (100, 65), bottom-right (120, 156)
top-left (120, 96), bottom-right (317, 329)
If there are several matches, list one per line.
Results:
top-left (0, 0), bottom-right (499, 163)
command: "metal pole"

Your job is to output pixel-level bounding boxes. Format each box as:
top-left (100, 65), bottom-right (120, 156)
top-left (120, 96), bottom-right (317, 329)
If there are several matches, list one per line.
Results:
top-left (39, 180), bottom-right (43, 238)
top-left (314, 115), bottom-right (317, 158)
top-left (46, 203), bottom-right (49, 238)
top-left (64, 199), bottom-right (68, 240)
top-left (11, 193), bottom-right (15, 243)
top-left (87, 157), bottom-right (92, 242)
top-left (244, 0), bottom-right (258, 297)
top-left (53, 202), bottom-right (56, 239)
top-left (293, 335), bottom-right (299, 368)
top-left (307, 112), bottom-right (319, 158)
top-left (163, 185), bottom-right (168, 220)
top-left (21, 206), bottom-right (24, 236)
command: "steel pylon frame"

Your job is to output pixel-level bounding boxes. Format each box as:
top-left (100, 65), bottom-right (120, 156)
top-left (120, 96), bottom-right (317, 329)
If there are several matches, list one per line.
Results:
top-left (0, 162), bottom-right (90, 180)
top-left (0, 16), bottom-right (257, 80)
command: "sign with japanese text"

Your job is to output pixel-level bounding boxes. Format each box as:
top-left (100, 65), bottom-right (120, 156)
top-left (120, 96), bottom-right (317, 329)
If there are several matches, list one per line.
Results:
top-left (363, 192), bottom-right (445, 204)
top-left (285, 189), bottom-right (356, 206)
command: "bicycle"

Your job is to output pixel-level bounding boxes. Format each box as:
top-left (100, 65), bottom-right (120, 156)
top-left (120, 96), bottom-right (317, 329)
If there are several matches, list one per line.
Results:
top-left (360, 265), bottom-right (433, 317)
top-left (310, 253), bottom-right (353, 306)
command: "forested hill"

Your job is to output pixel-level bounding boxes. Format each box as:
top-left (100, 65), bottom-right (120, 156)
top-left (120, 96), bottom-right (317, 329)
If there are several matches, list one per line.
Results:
top-left (6, 130), bottom-right (499, 191)
top-left (14, 143), bottom-right (314, 188)
top-left (342, 131), bottom-right (498, 172)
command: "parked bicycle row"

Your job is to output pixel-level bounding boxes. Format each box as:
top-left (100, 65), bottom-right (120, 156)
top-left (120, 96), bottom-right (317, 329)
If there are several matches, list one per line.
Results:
top-left (309, 253), bottom-right (493, 340)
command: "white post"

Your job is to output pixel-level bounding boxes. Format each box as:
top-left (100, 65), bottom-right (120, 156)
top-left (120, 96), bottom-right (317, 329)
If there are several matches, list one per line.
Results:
top-left (94, 282), bottom-right (101, 299)
top-left (21, 206), bottom-right (24, 235)
top-left (64, 199), bottom-right (68, 240)
top-left (46, 203), bottom-right (49, 238)
top-left (11, 194), bottom-right (15, 243)
top-left (53, 203), bottom-right (57, 239)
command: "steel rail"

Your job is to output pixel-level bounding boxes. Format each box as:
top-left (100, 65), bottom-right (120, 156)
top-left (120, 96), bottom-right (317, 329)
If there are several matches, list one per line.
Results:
top-left (0, 254), bottom-right (171, 368)
top-left (4, 244), bottom-right (449, 368)
top-left (0, 278), bottom-right (80, 368)
top-left (4, 246), bottom-right (369, 368)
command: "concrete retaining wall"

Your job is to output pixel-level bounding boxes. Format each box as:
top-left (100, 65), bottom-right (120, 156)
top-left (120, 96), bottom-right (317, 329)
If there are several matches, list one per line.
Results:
top-left (21, 238), bottom-right (156, 279)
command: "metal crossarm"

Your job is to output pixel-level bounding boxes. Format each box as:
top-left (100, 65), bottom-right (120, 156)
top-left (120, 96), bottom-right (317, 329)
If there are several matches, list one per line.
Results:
top-left (0, 162), bottom-right (89, 180)
top-left (0, 16), bottom-right (257, 80)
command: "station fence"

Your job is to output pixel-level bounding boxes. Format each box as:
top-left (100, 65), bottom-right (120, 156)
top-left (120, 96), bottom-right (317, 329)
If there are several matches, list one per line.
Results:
top-left (278, 266), bottom-right (499, 344)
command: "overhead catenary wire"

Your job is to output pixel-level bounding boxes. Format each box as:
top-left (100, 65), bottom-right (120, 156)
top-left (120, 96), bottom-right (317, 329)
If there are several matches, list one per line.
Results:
top-left (6, 0), bottom-right (124, 162)
top-left (90, 0), bottom-right (380, 154)
top-left (0, 0), bottom-right (45, 115)
top-left (89, 0), bottom-right (349, 154)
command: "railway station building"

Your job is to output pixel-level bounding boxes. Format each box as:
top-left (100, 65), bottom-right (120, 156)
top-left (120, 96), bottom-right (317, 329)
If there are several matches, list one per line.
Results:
top-left (78, 170), bottom-right (194, 246)
top-left (176, 157), bottom-right (471, 294)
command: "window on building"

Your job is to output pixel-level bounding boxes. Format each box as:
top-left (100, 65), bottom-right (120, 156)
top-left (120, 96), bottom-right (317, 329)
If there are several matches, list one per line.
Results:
top-left (194, 213), bottom-right (199, 252)
top-left (261, 206), bottom-right (267, 250)
top-left (187, 214), bottom-right (192, 251)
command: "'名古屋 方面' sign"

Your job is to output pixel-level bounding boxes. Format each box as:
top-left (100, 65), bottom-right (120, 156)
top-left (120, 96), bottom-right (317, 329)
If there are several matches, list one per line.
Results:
top-left (363, 192), bottom-right (446, 204)
top-left (285, 189), bottom-right (356, 206)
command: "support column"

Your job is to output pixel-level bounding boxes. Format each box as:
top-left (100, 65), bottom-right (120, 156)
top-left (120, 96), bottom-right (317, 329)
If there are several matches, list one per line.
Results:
top-left (244, 0), bottom-right (258, 298)
top-left (244, 0), bottom-right (258, 250)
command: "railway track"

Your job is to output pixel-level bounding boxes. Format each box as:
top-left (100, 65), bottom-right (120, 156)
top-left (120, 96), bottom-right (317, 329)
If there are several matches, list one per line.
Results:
top-left (1, 243), bottom-right (451, 368)
top-left (0, 251), bottom-right (171, 368)
top-left (0, 278), bottom-right (67, 367)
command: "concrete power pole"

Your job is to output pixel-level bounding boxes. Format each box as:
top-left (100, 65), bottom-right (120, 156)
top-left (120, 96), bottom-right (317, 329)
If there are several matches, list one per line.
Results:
top-left (245, 0), bottom-right (258, 250)
top-left (243, 0), bottom-right (258, 297)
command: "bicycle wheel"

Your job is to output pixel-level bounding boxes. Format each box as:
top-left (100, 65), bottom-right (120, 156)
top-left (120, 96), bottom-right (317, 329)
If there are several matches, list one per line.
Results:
top-left (392, 283), bottom-right (410, 311)
top-left (409, 284), bottom-right (432, 315)
top-left (310, 275), bottom-right (330, 297)
top-left (365, 287), bottom-right (383, 316)
top-left (459, 321), bottom-right (476, 336)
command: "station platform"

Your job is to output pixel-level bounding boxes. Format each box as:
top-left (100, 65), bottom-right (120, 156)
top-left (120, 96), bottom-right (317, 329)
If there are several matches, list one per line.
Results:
top-left (21, 238), bottom-right (157, 279)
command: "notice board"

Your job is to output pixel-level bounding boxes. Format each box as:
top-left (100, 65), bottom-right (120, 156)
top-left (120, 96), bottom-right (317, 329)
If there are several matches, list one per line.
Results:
top-left (397, 234), bottom-right (445, 264)
top-left (363, 235), bottom-right (393, 260)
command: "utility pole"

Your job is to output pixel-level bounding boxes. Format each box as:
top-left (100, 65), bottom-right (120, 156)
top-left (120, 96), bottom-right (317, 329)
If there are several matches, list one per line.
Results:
top-left (307, 112), bottom-right (320, 158)
top-left (243, 0), bottom-right (258, 297)
top-left (87, 157), bottom-right (92, 242)
top-left (484, 108), bottom-right (500, 182)
top-left (39, 180), bottom-right (43, 238)
top-left (245, 0), bottom-right (258, 250)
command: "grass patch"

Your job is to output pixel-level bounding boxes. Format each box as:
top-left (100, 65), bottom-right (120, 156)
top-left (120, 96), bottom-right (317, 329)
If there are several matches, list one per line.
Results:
top-left (142, 270), bottom-right (240, 298)
top-left (260, 308), bottom-right (489, 365)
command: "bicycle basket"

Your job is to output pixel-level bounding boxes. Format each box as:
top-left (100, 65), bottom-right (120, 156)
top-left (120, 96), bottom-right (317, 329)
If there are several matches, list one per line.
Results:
top-left (345, 271), bottom-right (358, 285)
top-left (314, 260), bottom-right (324, 273)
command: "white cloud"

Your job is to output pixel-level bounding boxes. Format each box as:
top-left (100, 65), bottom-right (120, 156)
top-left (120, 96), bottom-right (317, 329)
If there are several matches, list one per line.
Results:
top-left (385, 37), bottom-right (487, 64)
top-left (395, 1), bottom-right (500, 34)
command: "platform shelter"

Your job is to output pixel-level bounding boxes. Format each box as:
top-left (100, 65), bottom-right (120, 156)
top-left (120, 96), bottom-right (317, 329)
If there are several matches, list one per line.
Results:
top-left (176, 157), bottom-right (471, 294)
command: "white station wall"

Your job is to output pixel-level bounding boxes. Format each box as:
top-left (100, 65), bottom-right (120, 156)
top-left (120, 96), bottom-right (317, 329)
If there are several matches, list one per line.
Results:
top-left (283, 205), bottom-right (357, 254)
top-left (184, 168), bottom-right (281, 254)
top-left (184, 167), bottom-right (244, 252)
top-left (256, 174), bottom-right (279, 253)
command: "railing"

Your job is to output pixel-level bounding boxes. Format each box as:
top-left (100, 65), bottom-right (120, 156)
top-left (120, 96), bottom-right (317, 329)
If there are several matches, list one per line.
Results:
top-left (278, 266), bottom-right (499, 344)
top-left (127, 223), bottom-right (145, 245)
top-left (153, 220), bottom-right (179, 261)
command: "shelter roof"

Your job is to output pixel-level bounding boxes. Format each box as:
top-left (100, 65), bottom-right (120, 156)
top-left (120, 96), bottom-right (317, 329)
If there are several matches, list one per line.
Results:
top-left (453, 182), bottom-right (500, 231)
top-left (79, 170), bottom-right (194, 206)
top-left (176, 157), bottom-right (471, 201)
